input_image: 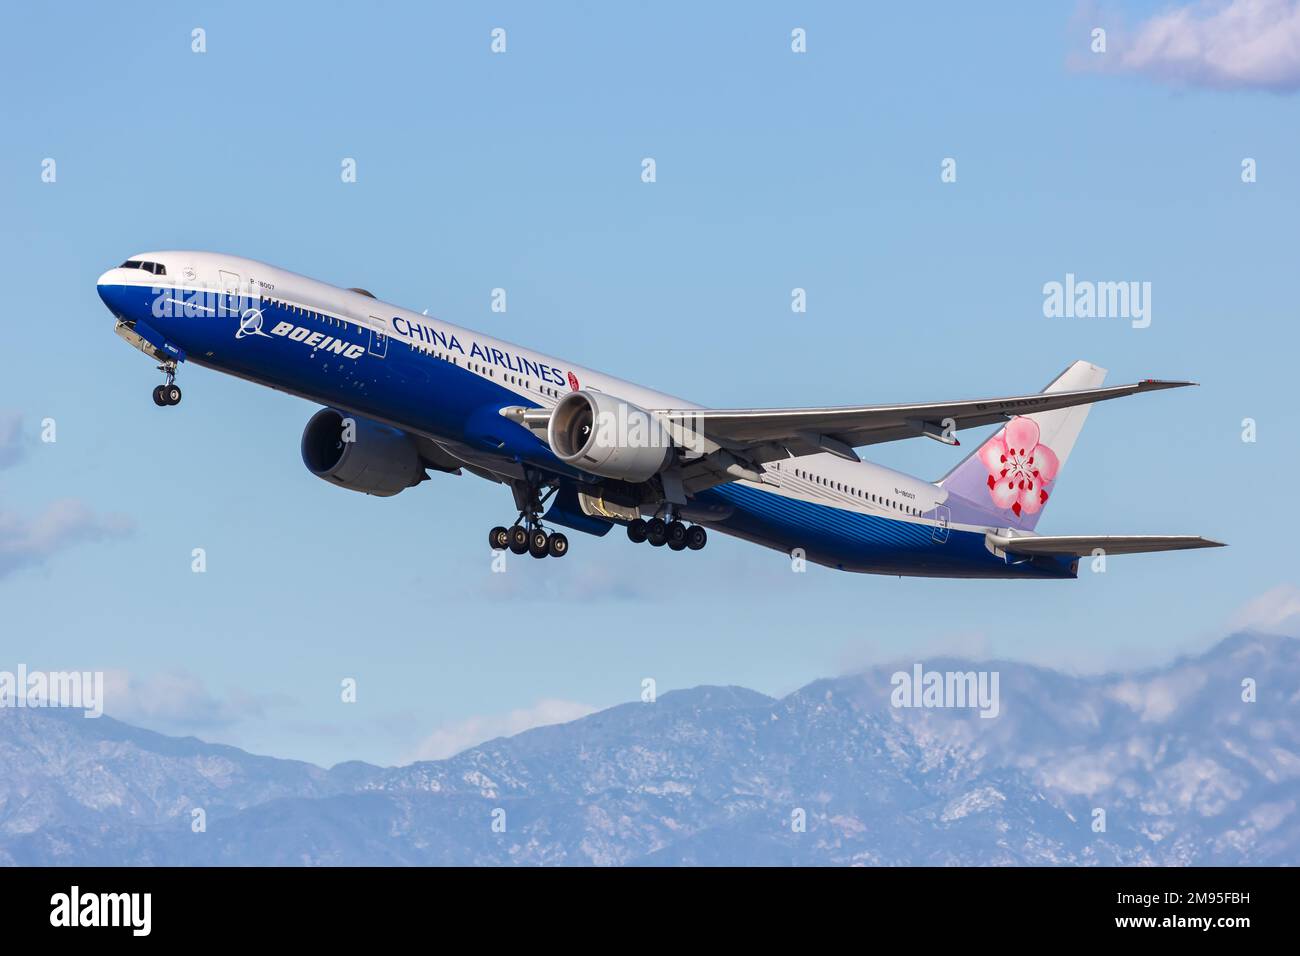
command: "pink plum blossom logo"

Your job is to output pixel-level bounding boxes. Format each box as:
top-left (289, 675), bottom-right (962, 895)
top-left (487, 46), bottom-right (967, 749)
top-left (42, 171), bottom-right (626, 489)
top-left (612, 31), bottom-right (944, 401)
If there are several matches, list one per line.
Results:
top-left (979, 417), bottom-right (1059, 518)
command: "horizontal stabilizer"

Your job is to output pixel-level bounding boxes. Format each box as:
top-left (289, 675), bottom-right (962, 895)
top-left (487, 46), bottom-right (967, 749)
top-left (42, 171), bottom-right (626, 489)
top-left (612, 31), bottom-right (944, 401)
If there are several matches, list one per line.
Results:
top-left (987, 533), bottom-right (1226, 557)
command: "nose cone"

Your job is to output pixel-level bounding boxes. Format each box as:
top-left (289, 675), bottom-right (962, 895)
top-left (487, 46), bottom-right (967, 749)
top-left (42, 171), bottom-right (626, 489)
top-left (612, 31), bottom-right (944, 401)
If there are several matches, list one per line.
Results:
top-left (97, 267), bottom-right (127, 316)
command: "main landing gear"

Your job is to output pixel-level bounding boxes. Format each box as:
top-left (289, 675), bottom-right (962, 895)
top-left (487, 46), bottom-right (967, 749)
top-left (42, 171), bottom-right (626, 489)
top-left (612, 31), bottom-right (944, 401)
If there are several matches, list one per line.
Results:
top-left (489, 479), bottom-right (568, 559)
top-left (626, 515), bottom-right (707, 552)
top-left (489, 524), bottom-right (569, 559)
top-left (151, 362), bottom-right (182, 407)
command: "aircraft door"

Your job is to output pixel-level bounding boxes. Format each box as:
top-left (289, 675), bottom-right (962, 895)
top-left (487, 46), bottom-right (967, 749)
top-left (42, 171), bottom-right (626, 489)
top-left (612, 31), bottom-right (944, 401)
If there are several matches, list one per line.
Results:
top-left (932, 505), bottom-right (950, 544)
top-left (219, 270), bottom-right (241, 316)
top-left (368, 318), bottom-right (388, 358)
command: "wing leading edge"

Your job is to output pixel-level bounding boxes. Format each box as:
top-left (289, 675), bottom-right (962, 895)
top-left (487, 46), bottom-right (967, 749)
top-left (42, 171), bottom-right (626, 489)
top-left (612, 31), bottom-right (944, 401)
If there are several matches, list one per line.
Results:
top-left (658, 378), bottom-right (1194, 459)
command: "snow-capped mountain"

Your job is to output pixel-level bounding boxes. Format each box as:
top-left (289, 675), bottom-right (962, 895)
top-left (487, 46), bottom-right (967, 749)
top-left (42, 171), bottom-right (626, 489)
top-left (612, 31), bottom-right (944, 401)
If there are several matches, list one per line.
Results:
top-left (2, 633), bottom-right (1295, 865)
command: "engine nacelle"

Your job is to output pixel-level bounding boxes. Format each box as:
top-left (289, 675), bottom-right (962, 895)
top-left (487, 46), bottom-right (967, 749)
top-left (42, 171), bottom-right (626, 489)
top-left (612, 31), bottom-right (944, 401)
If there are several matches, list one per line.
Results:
top-left (301, 408), bottom-right (426, 496)
top-left (547, 390), bottom-right (672, 482)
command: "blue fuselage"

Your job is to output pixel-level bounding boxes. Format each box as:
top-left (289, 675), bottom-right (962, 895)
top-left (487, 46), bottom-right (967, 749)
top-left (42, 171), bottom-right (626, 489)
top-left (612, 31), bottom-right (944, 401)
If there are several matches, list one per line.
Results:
top-left (97, 267), bottom-right (1077, 580)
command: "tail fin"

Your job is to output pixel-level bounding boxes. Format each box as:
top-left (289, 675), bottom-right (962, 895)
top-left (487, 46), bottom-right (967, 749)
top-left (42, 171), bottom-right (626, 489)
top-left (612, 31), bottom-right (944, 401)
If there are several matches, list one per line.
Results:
top-left (937, 360), bottom-right (1106, 531)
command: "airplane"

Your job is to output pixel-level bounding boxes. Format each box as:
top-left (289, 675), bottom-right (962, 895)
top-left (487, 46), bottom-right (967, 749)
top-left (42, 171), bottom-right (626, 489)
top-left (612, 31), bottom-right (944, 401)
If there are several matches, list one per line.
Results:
top-left (96, 251), bottom-right (1224, 579)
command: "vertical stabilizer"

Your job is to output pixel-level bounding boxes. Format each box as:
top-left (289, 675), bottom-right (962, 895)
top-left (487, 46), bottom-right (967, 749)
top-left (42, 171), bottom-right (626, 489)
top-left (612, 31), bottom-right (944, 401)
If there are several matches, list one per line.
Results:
top-left (937, 360), bottom-right (1106, 531)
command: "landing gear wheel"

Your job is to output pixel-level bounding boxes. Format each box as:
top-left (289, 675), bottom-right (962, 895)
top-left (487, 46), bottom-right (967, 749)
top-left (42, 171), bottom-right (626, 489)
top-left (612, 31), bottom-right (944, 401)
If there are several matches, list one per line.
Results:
top-left (154, 362), bottom-right (180, 406)
top-left (686, 526), bottom-right (708, 551)
top-left (489, 526), bottom-right (510, 551)
top-left (668, 537), bottom-right (687, 551)
top-left (547, 532), bottom-right (569, 558)
top-left (646, 518), bottom-right (667, 547)
top-left (503, 477), bottom-right (560, 561)
top-left (627, 518), bottom-right (648, 544)
top-left (666, 520), bottom-right (687, 549)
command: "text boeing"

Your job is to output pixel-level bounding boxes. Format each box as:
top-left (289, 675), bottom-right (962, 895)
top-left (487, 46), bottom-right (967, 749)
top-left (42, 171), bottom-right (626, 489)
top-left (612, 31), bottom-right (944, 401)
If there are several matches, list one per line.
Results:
top-left (267, 320), bottom-right (366, 359)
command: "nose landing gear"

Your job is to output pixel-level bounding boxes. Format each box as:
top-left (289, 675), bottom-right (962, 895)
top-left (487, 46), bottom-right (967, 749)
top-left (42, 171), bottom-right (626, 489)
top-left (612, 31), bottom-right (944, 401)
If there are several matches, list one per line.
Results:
top-left (151, 362), bottom-right (182, 406)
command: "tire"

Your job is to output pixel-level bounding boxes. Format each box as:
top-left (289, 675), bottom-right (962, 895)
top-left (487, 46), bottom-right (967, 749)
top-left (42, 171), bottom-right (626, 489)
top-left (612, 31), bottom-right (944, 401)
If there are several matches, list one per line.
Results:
top-left (152, 386), bottom-right (166, 406)
top-left (626, 518), bottom-right (648, 544)
top-left (489, 526), bottom-right (510, 551)
top-left (686, 526), bottom-right (707, 550)
top-left (165, 385), bottom-right (182, 405)
top-left (668, 538), bottom-right (686, 551)
top-left (529, 529), bottom-right (550, 558)
top-left (666, 520), bottom-right (687, 548)
top-left (647, 518), bottom-right (667, 547)
top-left (508, 526), bottom-right (529, 555)
top-left (547, 532), bottom-right (569, 558)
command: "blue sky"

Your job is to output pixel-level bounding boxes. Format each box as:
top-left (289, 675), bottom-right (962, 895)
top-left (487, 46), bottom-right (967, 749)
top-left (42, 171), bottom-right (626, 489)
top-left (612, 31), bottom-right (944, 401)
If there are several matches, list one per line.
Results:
top-left (2, 1), bottom-right (1297, 766)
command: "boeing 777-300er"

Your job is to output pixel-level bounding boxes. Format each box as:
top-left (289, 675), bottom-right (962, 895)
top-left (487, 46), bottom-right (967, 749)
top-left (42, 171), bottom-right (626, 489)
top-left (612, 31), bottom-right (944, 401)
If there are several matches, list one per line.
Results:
top-left (97, 252), bottom-right (1224, 578)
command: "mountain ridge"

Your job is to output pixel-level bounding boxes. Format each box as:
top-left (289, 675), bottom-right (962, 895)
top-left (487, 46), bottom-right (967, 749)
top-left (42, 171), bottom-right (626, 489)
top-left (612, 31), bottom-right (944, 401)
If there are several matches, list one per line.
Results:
top-left (1, 631), bottom-right (1295, 865)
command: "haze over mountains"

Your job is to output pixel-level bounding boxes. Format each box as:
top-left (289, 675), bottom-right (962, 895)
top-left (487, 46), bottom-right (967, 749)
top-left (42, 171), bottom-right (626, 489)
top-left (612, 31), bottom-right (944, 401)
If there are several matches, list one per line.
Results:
top-left (1, 632), bottom-right (1295, 865)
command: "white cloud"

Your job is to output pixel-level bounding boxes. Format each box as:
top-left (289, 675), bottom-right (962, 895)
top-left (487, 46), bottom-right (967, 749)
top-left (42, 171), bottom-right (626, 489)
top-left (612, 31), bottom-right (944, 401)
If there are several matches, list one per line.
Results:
top-left (1112, 0), bottom-right (1300, 91)
top-left (1230, 584), bottom-right (1300, 635)
top-left (101, 669), bottom-right (294, 734)
top-left (1041, 753), bottom-right (1118, 796)
top-left (406, 698), bottom-right (597, 762)
top-left (1108, 669), bottom-right (1208, 722)
top-left (0, 498), bottom-right (132, 580)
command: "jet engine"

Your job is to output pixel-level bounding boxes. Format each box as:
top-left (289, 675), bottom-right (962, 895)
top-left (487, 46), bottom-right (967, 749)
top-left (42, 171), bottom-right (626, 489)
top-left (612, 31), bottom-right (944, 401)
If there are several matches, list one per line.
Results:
top-left (547, 390), bottom-right (672, 482)
top-left (301, 408), bottom-right (426, 496)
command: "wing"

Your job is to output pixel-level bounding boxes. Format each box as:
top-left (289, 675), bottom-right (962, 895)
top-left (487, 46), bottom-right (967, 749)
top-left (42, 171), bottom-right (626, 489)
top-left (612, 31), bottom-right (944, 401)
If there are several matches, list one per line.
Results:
top-left (658, 378), bottom-right (1193, 460)
top-left (504, 375), bottom-right (1195, 497)
top-left (987, 533), bottom-right (1226, 557)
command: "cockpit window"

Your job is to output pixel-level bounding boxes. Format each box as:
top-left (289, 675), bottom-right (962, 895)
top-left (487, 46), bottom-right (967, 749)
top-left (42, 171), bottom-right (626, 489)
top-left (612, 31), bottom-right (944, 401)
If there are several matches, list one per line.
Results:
top-left (119, 260), bottom-right (166, 276)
